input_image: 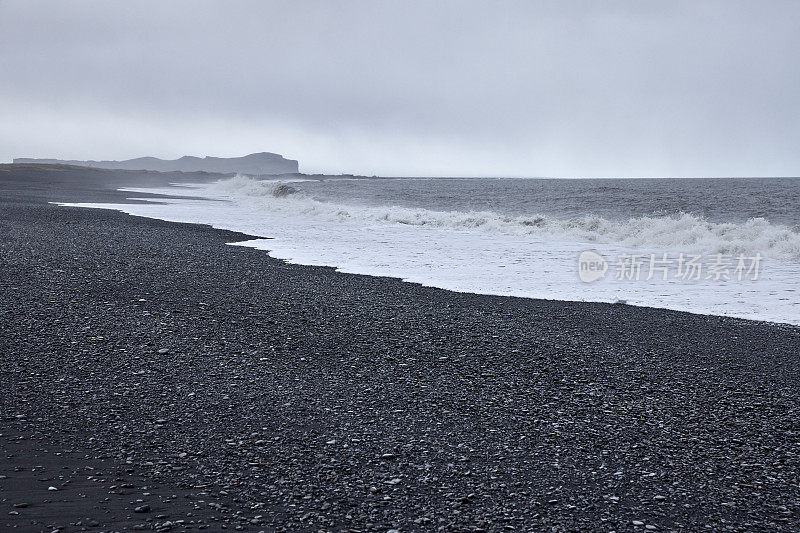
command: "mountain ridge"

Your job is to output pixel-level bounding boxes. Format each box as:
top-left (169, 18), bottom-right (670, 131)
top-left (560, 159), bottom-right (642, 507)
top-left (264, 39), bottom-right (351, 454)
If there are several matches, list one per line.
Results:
top-left (13, 152), bottom-right (299, 175)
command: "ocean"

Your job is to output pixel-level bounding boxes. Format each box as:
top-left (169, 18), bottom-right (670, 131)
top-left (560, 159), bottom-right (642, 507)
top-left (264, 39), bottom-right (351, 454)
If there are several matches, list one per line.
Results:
top-left (60, 176), bottom-right (800, 325)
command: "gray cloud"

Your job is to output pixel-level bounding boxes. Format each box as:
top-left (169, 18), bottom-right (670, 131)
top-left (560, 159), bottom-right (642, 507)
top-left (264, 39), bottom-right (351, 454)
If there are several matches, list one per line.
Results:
top-left (1, 0), bottom-right (798, 176)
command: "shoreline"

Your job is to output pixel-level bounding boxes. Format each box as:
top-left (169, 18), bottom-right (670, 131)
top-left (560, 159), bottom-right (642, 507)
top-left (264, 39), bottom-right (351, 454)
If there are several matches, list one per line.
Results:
top-left (3, 166), bottom-right (800, 531)
top-left (53, 174), bottom-right (800, 329)
top-left (56, 200), bottom-right (800, 330)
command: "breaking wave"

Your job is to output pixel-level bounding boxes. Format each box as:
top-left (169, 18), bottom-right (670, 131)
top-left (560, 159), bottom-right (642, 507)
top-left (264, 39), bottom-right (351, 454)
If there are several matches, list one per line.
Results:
top-left (207, 174), bottom-right (305, 198)
top-left (207, 176), bottom-right (800, 261)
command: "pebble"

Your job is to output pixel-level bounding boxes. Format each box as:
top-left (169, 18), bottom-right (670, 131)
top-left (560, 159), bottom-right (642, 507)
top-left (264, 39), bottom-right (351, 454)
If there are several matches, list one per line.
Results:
top-left (4, 185), bottom-right (800, 533)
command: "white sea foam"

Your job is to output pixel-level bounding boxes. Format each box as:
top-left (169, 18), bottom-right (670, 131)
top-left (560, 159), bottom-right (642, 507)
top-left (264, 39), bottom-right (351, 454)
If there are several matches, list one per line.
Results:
top-left (61, 176), bottom-right (800, 325)
top-left (198, 176), bottom-right (800, 261)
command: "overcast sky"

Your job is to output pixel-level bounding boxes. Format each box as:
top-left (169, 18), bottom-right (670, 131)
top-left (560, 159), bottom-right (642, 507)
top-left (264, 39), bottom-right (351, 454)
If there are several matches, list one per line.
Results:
top-left (1, 0), bottom-right (798, 176)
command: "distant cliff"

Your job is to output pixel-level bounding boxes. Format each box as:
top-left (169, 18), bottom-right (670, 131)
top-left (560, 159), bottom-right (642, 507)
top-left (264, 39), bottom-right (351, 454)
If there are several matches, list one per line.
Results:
top-left (13, 152), bottom-right (299, 175)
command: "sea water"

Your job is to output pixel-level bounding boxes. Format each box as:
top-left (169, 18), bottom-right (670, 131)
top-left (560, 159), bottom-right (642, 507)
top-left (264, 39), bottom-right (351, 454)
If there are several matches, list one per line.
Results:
top-left (60, 176), bottom-right (800, 325)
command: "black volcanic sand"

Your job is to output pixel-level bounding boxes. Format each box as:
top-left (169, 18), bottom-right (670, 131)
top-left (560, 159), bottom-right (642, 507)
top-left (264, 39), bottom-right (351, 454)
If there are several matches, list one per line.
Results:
top-left (2, 166), bottom-right (800, 532)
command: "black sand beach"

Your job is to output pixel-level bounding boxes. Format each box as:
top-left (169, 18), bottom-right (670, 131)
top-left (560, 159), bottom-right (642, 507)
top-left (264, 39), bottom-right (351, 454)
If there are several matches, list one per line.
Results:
top-left (2, 166), bottom-right (800, 532)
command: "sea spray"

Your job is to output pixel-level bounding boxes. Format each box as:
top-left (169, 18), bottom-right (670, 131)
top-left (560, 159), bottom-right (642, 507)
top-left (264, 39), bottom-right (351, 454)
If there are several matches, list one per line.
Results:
top-left (201, 176), bottom-right (800, 261)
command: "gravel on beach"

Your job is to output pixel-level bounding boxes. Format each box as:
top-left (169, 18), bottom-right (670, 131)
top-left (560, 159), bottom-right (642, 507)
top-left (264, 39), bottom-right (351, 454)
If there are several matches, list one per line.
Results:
top-left (2, 166), bottom-right (800, 532)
